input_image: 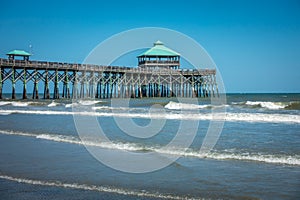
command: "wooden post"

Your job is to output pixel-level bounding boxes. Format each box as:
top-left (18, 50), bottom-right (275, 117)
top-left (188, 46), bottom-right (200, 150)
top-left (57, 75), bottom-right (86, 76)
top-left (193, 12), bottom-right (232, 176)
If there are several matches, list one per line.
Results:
top-left (99, 78), bottom-right (102, 99)
top-left (102, 75), bottom-right (105, 99)
top-left (158, 75), bottom-right (161, 97)
top-left (85, 72), bottom-right (89, 98)
top-left (139, 74), bottom-right (142, 98)
top-left (80, 71), bottom-right (84, 98)
top-left (32, 69), bottom-right (39, 99)
top-left (12, 68), bottom-right (16, 99)
top-left (22, 68), bottom-right (27, 99)
top-left (117, 74), bottom-right (121, 98)
top-left (72, 71), bottom-right (77, 99)
top-left (95, 82), bottom-right (99, 98)
top-left (53, 70), bottom-right (59, 99)
top-left (110, 73), bottom-right (113, 98)
top-left (0, 67), bottom-right (2, 99)
top-left (180, 75), bottom-right (183, 97)
top-left (191, 75), bottom-right (195, 98)
top-left (44, 70), bottom-right (50, 99)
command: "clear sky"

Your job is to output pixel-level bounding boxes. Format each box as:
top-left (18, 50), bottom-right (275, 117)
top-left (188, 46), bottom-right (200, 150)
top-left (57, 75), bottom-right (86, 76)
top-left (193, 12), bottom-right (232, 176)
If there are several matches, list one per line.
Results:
top-left (0, 0), bottom-right (299, 93)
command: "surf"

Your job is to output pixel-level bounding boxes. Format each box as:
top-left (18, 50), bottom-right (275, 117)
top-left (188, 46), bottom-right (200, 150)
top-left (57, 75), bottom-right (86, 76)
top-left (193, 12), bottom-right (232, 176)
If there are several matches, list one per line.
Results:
top-left (1, 108), bottom-right (299, 124)
top-left (232, 100), bottom-right (300, 110)
top-left (1, 130), bottom-right (299, 166)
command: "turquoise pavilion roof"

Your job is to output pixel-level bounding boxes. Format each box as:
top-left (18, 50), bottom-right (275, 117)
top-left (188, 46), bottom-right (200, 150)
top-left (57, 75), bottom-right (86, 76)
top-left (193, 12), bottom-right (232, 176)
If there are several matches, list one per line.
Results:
top-left (138, 41), bottom-right (180, 57)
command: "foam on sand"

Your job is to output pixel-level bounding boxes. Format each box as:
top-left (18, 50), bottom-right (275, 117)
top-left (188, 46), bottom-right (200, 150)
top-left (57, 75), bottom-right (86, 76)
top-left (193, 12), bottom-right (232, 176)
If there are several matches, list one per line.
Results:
top-left (0, 174), bottom-right (197, 200)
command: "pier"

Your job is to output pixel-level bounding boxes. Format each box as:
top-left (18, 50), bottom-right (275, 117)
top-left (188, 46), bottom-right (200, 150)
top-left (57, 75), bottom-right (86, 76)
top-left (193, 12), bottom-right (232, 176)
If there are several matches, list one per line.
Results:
top-left (0, 42), bottom-right (218, 99)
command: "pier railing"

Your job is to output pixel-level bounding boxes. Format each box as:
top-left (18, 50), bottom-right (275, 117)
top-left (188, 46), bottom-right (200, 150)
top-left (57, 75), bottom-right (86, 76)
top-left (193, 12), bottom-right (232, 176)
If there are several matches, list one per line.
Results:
top-left (0, 58), bottom-right (215, 76)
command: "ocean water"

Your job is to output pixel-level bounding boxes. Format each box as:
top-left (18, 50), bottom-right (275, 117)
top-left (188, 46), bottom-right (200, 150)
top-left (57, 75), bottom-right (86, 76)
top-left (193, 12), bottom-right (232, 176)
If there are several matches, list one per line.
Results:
top-left (0, 93), bottom-right (299, 200)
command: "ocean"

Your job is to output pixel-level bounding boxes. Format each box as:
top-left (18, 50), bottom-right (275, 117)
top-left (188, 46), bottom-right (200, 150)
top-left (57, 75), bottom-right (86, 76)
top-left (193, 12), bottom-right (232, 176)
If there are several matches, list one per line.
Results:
top-left (0, 93), bottom-right (299, 200)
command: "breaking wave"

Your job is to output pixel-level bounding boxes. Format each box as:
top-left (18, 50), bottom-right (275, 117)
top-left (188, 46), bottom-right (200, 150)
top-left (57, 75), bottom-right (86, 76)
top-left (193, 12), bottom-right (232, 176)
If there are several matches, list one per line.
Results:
top-left (0, 109), bottom-right (299, 124)
top-left (11, 102), bottom-right (31, 107)
top-left (48, 101), bottom-right (59, 107)
top-left (233, 101), bottom-right (300, 110)
top-left (1, 130), bottom-right (299, 166)
top-left (78, 100), bottom-right (102, 106)
top-left (245, 101), bottom-right (286, 109)
top-left (0, 174), bottom-right (196, 200)
top-left (165, 101), bottom-right (209, 110)
top-left (0, 101), bottom-right (11, 106)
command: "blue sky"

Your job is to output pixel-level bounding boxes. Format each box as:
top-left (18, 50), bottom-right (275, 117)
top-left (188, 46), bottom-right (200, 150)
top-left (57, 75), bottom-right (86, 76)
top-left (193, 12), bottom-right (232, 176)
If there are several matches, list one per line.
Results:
top-left (0, 0), bottom-right (299, 93)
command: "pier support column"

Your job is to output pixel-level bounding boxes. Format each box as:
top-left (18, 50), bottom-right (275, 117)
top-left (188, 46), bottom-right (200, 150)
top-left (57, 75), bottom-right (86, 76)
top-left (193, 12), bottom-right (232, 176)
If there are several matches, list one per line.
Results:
top-left (158, 76), bottom-right (161, 97)
top-left (191, 76), bottom-right (195, 98)
top-left (109, 73), bottom-right (113, 98)
top-left (117, 74), bottom-right (121, 98)
top-left (22, 68), bottom-right (27, 99)
top-left (72, 71), bottom-right (78, 99)
top-left (138, 75), bottom-right (142, 98)
top-left (44, 71), bottom-right (50, 99)
top-left (62, 70), bottom-right (70, 98)
top-left (12, 68), bottom-right (16, 99)
top-left (95, 82), bottom-right (99, 98)
top-left (66, 72), bottom-right (70, 98)
top-left (80, 72), bottom-right (84, 98)
top-left (53, 70), bottom-right (59, 99)
top-left (32, 70), bottom-right (39, 99)
top-left (0, 67), bottom-right (3, 99)
top-left (180, 76), bottom-right (183, 98)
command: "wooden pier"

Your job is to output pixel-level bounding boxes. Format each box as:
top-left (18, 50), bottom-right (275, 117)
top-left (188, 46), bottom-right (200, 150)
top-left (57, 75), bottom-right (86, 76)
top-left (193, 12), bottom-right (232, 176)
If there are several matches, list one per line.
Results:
top-left (0, 58), bottom-right (218, 99)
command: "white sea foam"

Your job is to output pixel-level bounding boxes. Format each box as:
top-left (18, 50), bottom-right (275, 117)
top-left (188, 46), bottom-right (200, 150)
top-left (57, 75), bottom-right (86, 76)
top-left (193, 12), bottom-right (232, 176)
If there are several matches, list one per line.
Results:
top-left (65, 103), bottom-right (73, 108)
top-left (0, 101), bottom-right (11, 106)
top-left (157, 149), bottom-right (300, 165)
top-left (0, 111), bottom-right (13, 115)
top-left (165, 101), bottom-right (209, 110)
top-left (92, 106), bottom-right (115, 110)
top-left (48, 101), bottom-right (58, 107)
top-left (0, 174), bottom-right (196, 200)
top-left (1, 109), bottom-right (299, 124)
top-left (78, 100), bottom-right (101, 106)
top-left (0, 130), bottom-right (299, 166)
top-left (245, 101), bottom-right (286, 110)
top-left (11, 102), bottom-right (30, 107)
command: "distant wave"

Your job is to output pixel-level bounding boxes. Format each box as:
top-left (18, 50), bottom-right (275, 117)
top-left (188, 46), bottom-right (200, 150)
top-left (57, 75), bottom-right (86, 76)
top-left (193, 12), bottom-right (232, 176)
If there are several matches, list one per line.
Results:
top-left (0, 101), bottom-right (41, 107)
top-left (65, 103), bottom-right (74, 108)
top-left (165, 101), bottom-right (210, 110)
top-left (1, 130), bottom-right (299, 166)
top-left (0, 101), bottom-right (11, 106)
top-left (245, 101), bottom-right (286, 109)
top-left (11, 102), bottom-right (31, 107)
top-left (78, 100), bottom-right (102, 106)
top-left (164, 149), bottom-right (300, 166)
top-left (0, 174), bottom-right (195, 200)
top-left (232, 101), bottom-right (300, 110)
top-left (48, 101), bottom-right (59, 107)
top-left (0, 109), bottom-right (299, 124)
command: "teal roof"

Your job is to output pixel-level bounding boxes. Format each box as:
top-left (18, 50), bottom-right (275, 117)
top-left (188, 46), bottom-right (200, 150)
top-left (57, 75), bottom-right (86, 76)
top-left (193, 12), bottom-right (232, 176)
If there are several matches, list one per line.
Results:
top-left (138, 41), bottom-right (180, 57)
top-left (7, 50), bottom-right (31, 56)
